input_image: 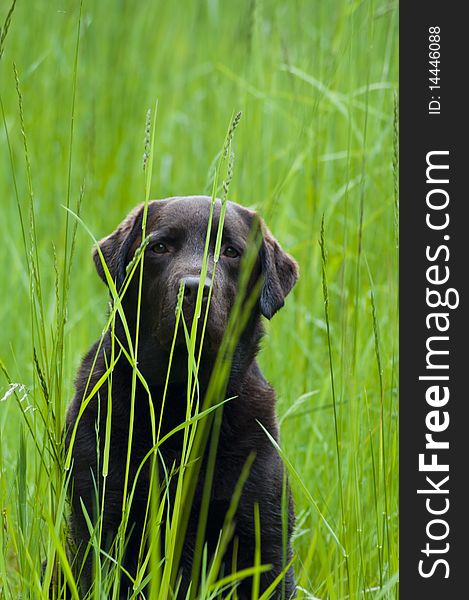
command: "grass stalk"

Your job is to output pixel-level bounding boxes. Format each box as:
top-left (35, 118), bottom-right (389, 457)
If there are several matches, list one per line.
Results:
top-left (319, 216), bottom-right (350, 595)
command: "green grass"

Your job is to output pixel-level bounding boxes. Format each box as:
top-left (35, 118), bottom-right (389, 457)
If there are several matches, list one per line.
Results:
top-left (0, 1), bottom-right (398, 598)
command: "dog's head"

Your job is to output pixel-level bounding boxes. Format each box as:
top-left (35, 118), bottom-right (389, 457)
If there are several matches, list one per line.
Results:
top-left (93, 196), bottom-right (298, 356)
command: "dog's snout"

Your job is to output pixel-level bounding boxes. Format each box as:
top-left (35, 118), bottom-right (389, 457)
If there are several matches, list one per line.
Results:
top-left (181, 276), bottom-right (210, 301)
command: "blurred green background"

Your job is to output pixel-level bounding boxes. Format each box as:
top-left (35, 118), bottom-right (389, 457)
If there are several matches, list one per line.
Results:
top-left (0, 1), bottom-right (398, 598)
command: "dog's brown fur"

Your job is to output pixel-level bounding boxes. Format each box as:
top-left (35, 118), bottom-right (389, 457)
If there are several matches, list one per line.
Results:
top-left (66, 196), bottom-right (298, 598)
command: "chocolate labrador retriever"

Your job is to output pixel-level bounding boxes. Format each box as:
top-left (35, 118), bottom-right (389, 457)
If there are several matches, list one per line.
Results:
top-left (66, 196), bottom-right (298, 598)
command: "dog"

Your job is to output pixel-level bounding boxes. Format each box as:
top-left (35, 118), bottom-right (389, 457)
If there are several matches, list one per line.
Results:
top-left (66, 196), bottom-right (298, 598)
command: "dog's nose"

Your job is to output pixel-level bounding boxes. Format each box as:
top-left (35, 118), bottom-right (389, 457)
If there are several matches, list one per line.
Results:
top-left (181, 276), bottom-right (210, 301)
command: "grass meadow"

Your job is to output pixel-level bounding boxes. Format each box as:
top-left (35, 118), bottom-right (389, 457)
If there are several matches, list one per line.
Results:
top-left (0, 1), bottom-right (398, 598)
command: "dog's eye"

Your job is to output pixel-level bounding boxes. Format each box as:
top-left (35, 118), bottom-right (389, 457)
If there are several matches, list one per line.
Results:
top-left (223, 246), bottom-right (240, 259)
top-left (151, 242), bottom-right (169, 254)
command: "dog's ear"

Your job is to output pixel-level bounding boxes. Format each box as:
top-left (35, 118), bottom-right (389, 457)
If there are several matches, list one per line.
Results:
top-left (93, 204), bottom-right (144, 289)
top-left (259, 225), bottom-right (299, 319)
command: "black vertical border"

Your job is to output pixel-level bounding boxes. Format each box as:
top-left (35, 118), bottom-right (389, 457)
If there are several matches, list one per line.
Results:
top-left (400, 4), bottom-right (466, 597)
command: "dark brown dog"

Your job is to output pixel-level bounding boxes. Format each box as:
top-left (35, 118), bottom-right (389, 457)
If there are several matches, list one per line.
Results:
top-left (66, 196), bottom-right (298, 598)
